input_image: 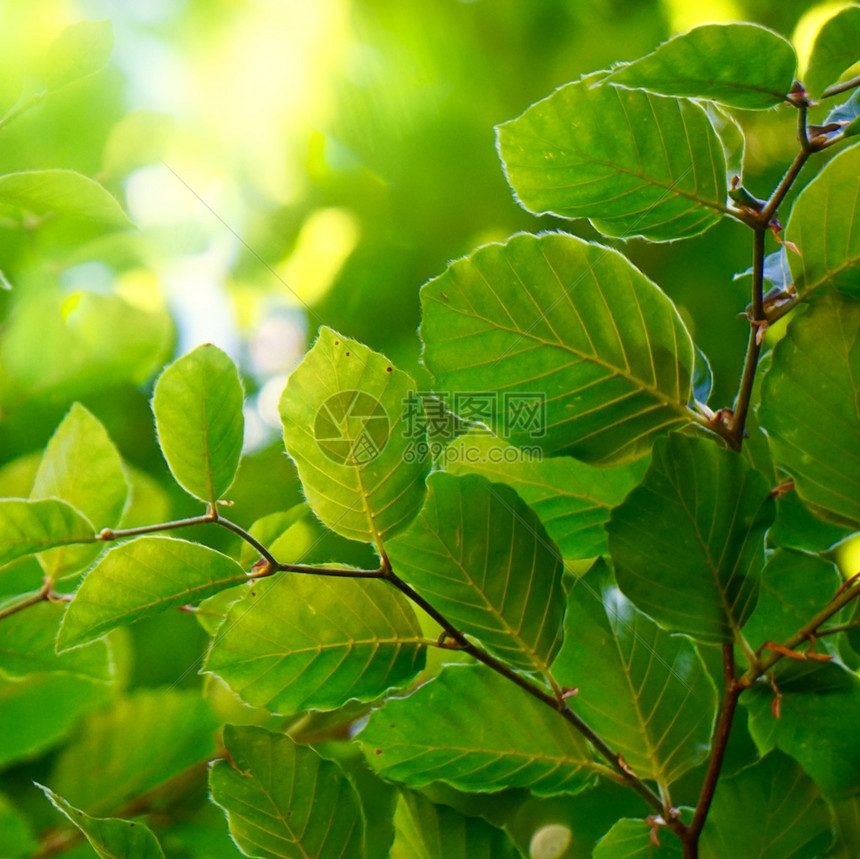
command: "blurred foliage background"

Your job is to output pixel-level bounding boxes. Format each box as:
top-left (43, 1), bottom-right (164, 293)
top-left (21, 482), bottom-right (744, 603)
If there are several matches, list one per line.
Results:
top-left (0, 0), bottom-right (849, 854)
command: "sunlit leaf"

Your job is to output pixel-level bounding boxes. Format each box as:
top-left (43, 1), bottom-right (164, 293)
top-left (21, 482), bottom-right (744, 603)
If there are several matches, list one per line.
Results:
top-left (786, 144), bottom-right (860, 300)
top-left (387, 472), bottom-right (564, 673)
top-left (605, 23), bottom-right (796, 109)
top-left (358, 664), bottom-right (598, 795)
top-left (152, 344), bottom-right (244, 504)
top-left (759, 292), bottom-right (860, 530)
top-left (552, 562), bottom-right (717, 784)
top-left (210, 725), bottom-right (365, 859)
top-left (0, 170), bottom-right (131, 228)
top-left (803, 5), bottom-right (860, 97)
top-left (0, 498), bottom-right (94, 567)
top-left (444, 432), bottom-right (644, 559)
top-left (593, 819), bottom-right (683, 858)
top-left (238, 504), bottom-right (309, 567)
top-left (31, 403), bottom-right (128, 580)
top-left (57, 536), bottom-right (246, 651)
top-left (0, 67), bottom-right (22, 118)
top-left (101, 110), bottom-right (173, 180)
top-left (420, 233), bottom-right (696, 464)
top-left (743, 662), bottom-right (860, 799)
top-left (0, 601), bottom-right (111, 681)
top-left (496, 82), bottom-right (727, 241)
top-left (202, 573), bottom-right (426, 713)
top-left (700, 752), bottom-right (832, 857)
top-left (607, 434), bottom-right (774, 644)
top-left (741, 549), bottom-right (842, 649)
top-left (39, 785), bottom-right (165, 859)
top-left (49, 688), bottom-right (217, 815)
top-left (279, 327), bottom-right (430, 545)
top-left (391, 789), bottom-right (521, 859)
top-left (41, 20), bottom-right (113, 90)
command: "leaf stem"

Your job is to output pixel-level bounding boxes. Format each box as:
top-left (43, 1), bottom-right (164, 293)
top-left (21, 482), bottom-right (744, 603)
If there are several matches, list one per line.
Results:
top-left (685, 643), bottom-right (740, 854)
top-left (0, 586), bottom-right (48, 621)
top-left (728, 227), bottom-right (766, 449)
top-left (821, 73), bottom-right (860, 100)
top-left (382, 567), bottom-right (670, 818)
top-left (95, 512), bottom-right (216, 542)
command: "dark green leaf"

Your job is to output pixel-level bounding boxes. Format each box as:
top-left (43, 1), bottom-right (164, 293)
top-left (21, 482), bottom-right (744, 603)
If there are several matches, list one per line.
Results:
top-left (391, 789), bottom-right (521, 859)
top-left (743, 662), bottom-right (860, 799)
top-left (605, 23), bottom-right (796, 109)
top-left (769, 488), bottom-right (853, 552)
top-left (759, 292), bottom-right (860, 529)
top-left (804, 5), bottom-right (860, 98)
top-left (202, 573), bottom-right (426, 713)
top-left (444, 432), bottom-right (644, 559)
top-left (152, 344), bottom-right (245, 504)
top-left (42, 20), bottom-right (113, 90)
top-left (786, 144), bottom-right (860, 300)
top-left (607, 434), bottom-right (774, 644)
top-left (420, 233), bottom-right (697, 464)
top-left (209, 725), bottom-right (365, 859)
top-left (700, 752), bottom-right (832, 858)
top-left (496, 82), bottom-right (728, 240)
top-left (742, 549), bottom-right (842, 649)
top-left (0, 170), bottom-right (131, 227)
top-left (0, 601), bottom-right (111, 681)
top-left (49, 688), bottom-right (217, 815)
top-left (0, 498), bottom-right (94, 568)
top-left (828, 795), bottom-right (860, 859)
top-left (30, 403), bottom-right (128, 580)
top-left (387, 472), bottom-right (564, 673)
top-left (552, 562), bottom-right (717, 784)
top-left (39, 785), bottom-right (165, 859)
top-left (279, 327), bottom-right (430, 545)
top-left (0, 792), bottom-right (36, 858)
top-left (592, 819), bottom-right (683, 858)
top-left (358, 664), bottom-right (599, 795)
top-left (58, 536), bottom-right (247, 651)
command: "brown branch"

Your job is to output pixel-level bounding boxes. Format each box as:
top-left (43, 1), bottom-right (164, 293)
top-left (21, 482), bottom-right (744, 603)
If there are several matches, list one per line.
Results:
top-left (821, 73), bottom-right (860, 99)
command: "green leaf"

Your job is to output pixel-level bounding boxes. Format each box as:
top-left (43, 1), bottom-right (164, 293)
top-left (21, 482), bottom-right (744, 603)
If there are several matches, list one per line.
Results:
top-left (828, 795), bottom-right (860, 859)
top-left (58, 536), bottom-right (247, 651)
top-left (593, 819), bottom-right (683, 858)
top-left (443, 432), bottom-right (645, 559)
top-left (420, 233), bottom-right (696, 464)
top-left (743, 662), bottom-right (860, 799)
top-left (202, 573), bottom-right (426, 713)
top-left (0, 672), bottom-right (114, 768)
top-left (0, 792), bottom-right (36, 858)
top-left (387, 472), bottom-right (564, 673)
top-left (152, 344), bottom-right (245, 504)
top-left (496, 81), bottom-right (728, 241)
top-left (0, 170), bottom-right (131, 228)
top-left (391, 789), bottom-right (521, 859)
top-left (358, 664), bottom-right (598, 795)
top-left (42, 20), bottom-right (113, 90)
top-left (101, 110), bottom-right (173, 181)
top-left (49, 688), bottom-right (217, 815)
top-left (786, 144), bottom-right (860, 300)
top-left (0, 498), bottom-right (94, 567)
top-left (605, 23), bottom-right (796, 109)
top-left (759, 292), bottom-right (860, 529)
top-left (209, 725), bottom-right (365, 859)
top-left (238, 504), bottom-right (309, 567)
top-left (551, 562), bottom-right (717, 785)
top-left (279, 327), bottom-right (430, 544)
top-left (607, 434), bottom-right (774, 645)
top-left (0, 601), bottom-right (111, 681)
top-left (31, 403), bottom-right (128, 580)
top-left (742, 549), bottom-right (842, 649)
top-left (700, 752), bottom-right (833, 858)
top-left (39, 785), bottom-right (165, 859)
top-left (803, 5), bottom-right (860, 98)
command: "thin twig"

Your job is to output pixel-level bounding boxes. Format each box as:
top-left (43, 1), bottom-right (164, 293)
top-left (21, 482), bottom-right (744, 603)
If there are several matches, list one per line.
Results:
top-left (821, 73), bottom-right (860, 99)
top-left (0, 587), bottom-right (48, 621)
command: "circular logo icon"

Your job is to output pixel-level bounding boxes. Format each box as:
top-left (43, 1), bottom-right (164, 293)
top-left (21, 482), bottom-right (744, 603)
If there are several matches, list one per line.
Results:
top-left (314, 390), bottom-right (390, 466)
